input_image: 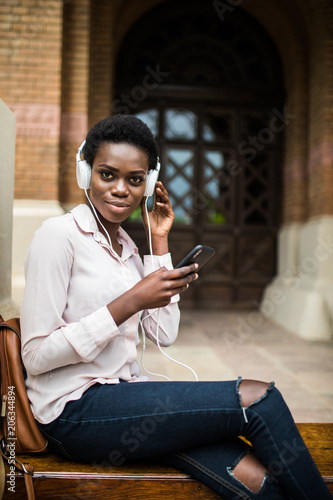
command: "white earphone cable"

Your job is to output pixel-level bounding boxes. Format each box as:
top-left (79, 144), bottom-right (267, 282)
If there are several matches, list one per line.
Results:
top-left (145, 197), bottom-right (154, 268)
top-left (140, 200), bottom-right (199, 382)
top-left (139, 316), bottom-right (171, 381)
top-left (84, 178), bottom-right (198, 381)
top-left (85, 189), bottom-right (113, 249)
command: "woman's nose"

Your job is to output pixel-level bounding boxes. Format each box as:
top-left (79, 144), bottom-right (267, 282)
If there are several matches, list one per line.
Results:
top-left (111, 179), bottom-right (129, 196)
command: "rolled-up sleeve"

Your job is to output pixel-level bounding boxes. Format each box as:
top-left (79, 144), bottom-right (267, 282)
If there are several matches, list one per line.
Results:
top-left (23, 306), bottom-right (121, 376)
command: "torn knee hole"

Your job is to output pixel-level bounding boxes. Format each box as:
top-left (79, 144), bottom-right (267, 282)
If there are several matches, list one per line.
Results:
top-left (232, 451), bottom-right (267, 494)
top-left (239, 379), bottom-right (270, 408)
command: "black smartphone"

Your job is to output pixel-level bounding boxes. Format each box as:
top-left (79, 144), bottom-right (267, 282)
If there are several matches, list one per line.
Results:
top-left (175, 245), bottom-right (215, 272)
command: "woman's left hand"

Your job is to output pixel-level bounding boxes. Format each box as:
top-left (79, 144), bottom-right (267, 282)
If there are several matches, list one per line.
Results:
top-left (141, 181), bottom-right (175, 254)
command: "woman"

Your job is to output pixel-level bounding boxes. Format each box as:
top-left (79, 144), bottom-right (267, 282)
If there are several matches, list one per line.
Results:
top-left (21, 115), bottom-right (331, 499)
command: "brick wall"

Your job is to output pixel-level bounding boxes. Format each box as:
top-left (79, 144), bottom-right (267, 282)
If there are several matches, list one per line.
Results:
top-left (1, 0), bottom-right (332, 219)
top-left (307, 0), bottom-right (333, 218)
top-left (0, 0), bottom-right (63, 200)
top-left (88, 0), bottom-right (115, 128)
top-left (243, 0), bottom-right (309, 224)
top-left (242, 0), bottom-right (333, 223)
top-left (59, 0), bottom-right (116, 207)
top-left (59, 0), bottom-right (90, 207)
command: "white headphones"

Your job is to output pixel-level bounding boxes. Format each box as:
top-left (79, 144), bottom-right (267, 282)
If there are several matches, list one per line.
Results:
top-left (76, 140), bottom-right (160, 196)
top-left (76, 140), bottom-right (198, 382)
top-left (76, 140), bottom-right (91, 190)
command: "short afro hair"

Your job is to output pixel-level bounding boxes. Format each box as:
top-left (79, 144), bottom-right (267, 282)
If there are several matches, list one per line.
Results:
top-left (82, 115), bottom-right (159, 171)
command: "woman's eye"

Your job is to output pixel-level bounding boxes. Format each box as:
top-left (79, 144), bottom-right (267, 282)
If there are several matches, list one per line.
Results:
top-left (101, 171), bottom-right (113, 179)
top-left (131, 176), bottom-right (144, 184)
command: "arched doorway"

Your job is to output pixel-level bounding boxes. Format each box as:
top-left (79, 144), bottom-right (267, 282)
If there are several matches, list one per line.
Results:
top-left (115, 0), bottom-right (285, 308)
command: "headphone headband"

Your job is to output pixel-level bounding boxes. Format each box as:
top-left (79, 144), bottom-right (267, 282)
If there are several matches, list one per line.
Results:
top-left (77, 140), bottom-right (85, 156)
top-left (76, 139), bottom-right (160, 195)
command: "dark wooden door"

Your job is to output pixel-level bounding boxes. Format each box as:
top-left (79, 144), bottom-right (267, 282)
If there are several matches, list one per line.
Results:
top-left (123, 104), bottom-right (281, 308)
top-left (115, 0), bottom-right (284, 308)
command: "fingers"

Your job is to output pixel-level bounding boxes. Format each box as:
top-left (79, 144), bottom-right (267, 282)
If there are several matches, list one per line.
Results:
top-left (169, 263), bottom-right (199, 278)
top-left (154, 182), bottom-right (172, 207)
top-left (171, 272), bottom-right (198, 296)
top-left (179, 269), bottom-right (199, 290)
top-left (142, 181), bottom-right (174, 228)
top-left (155, 181), bottom-right (168, 197)
top-left (150, 265), bottom-right (199, 288)
top-left (161, 264), bottom-right (199, 291)
top-left (137, 264), bottom-right (199, 309)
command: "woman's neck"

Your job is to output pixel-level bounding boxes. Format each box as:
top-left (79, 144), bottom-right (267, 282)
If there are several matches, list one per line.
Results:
top-left (87, 202), bottom-right (122, 254)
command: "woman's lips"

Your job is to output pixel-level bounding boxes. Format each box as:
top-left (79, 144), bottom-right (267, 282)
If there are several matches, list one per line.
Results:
top-left (106, 201), bottom-right (130, 214)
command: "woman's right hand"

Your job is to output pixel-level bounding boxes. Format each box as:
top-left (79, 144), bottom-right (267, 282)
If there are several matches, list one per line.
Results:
top-left (132, 264), bottom-right (199, 311)
top-left (107, 264), bottom-right (198, 326)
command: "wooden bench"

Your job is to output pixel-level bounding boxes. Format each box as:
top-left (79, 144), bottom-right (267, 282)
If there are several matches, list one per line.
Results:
top-left (3, 424), bottom-right (333, 499)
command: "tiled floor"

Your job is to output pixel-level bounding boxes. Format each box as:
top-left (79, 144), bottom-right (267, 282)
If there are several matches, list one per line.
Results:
top-left (139, 309), bottom-right (333, 423)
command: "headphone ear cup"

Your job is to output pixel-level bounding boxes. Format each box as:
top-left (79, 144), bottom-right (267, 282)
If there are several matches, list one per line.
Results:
top-left (144, 169), bottom-right (159, 197)
top-left (144, 161), bottom-right (160, 197)
top-left (76, 159), bottom-right (91, 189)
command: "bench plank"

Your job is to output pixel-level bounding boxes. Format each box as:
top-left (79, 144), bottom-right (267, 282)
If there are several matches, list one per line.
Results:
top-left (297, 423), bottom-right (333, 480)
top-left (3, 458), bottom-right (221, 500)
top-left (3, 424), bottom-right (332, 499)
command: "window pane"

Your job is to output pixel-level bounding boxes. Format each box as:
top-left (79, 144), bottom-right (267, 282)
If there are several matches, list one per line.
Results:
top-left (203, 112), bottom-right (234, 142)
top-left (165, 109), bottom-right (197, 140)
top-left (204, 151), bottom-right (225, 198)
top-left (134, 109), bottom-right (159, 136)
top-left (165, 148), bottom-right (194, 224)
top-left (203, 150), bottom-right (230, 225)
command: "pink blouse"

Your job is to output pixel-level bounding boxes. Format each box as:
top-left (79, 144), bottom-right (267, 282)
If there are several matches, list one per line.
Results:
top-left (21, 204), bottom-right (180, 424)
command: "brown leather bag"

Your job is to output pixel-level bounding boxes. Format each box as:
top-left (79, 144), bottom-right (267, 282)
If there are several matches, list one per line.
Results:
top-left (0, 317), bottom-right (48, 454)
top-left (0, 316), bottom-right (48, 500)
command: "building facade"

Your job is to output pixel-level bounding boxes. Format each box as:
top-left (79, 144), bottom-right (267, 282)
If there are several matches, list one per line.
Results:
top-left (1, 0), bottom-right (332, 339)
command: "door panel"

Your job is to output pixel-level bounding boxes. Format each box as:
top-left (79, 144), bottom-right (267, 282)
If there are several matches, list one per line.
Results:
top-left (123, 106), bottom-right (280, 308)
top-left (115, 1), bottom-right (284, 309)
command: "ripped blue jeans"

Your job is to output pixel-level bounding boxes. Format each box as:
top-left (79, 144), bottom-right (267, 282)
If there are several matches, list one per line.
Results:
top-left (38, 379), bottom-right (331, 500)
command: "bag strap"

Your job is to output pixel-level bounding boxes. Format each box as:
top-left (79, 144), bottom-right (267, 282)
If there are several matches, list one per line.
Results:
top-left (1, 439), bottom-right (35, 500)
top-left (0, 318), bottom-right (21, 338)
top-left (0, 449), bottom-right (4, 500)
top-left (0, 318), bottom-right (36, 500)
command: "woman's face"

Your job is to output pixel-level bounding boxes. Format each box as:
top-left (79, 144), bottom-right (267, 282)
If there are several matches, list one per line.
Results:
top-left (89, 142), bottom-right (149, 224)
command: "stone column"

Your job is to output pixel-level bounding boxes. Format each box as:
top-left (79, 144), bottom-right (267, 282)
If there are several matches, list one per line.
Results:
top-left (0, 100), bottom-right (19, 320)
top-left (1, 0), bottom-right (65, 305)
top-left (261, 1), bottom-right (333, 340)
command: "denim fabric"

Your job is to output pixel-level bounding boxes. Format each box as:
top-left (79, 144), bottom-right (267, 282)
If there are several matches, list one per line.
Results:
top-left (38, 380), bottom-right (331, 500)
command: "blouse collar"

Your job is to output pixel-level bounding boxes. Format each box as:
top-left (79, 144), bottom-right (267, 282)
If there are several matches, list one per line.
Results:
top-left (70, 204), bottom-right (139, 261)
